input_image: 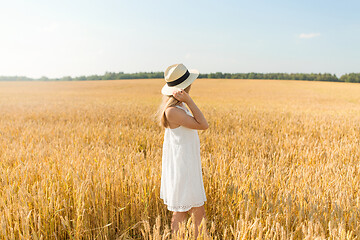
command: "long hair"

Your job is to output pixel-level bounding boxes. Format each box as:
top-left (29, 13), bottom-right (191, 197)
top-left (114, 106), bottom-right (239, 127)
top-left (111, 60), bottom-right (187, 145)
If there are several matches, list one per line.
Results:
top-left (154, 84), bottom-right (191, 128)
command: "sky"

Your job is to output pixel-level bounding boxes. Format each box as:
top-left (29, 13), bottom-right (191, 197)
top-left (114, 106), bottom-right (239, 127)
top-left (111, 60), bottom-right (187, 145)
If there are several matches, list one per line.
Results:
top-left (0, 0), bottom-right (359, 78)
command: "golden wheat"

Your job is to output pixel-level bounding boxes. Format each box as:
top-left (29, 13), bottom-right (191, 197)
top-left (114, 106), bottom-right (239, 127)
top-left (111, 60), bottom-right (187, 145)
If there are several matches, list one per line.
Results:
top-left (0, 79), bottom-right (359, 239)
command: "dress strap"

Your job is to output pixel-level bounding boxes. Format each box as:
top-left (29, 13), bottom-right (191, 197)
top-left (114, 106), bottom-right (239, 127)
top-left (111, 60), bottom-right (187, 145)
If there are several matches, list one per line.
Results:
top-left (175, 105), bottom-right (193, 117)
top-left (175, 104), bottom-right (188, 112)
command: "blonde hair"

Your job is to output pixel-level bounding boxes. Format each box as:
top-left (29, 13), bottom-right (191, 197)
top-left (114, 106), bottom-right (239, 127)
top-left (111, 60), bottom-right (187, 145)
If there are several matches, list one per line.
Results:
top-left (154, 85), bottom-right (191, 128)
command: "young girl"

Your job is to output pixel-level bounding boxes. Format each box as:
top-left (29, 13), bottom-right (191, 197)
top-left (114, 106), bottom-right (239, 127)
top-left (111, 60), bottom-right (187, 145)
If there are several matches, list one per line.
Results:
top-left (155, 63), bottom-right (209, 238)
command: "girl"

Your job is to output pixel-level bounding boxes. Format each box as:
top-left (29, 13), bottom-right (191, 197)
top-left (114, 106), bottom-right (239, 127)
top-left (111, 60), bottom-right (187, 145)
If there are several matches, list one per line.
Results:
top-left (155, 63), bottom-right (209, 238)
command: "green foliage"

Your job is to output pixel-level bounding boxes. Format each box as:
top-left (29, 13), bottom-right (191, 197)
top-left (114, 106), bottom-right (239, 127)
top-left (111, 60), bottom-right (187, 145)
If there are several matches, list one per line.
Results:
top-left (0, 76), bottom-right (33, 81)
top-left (0, 72), bottom-right (165, 81)
top-left (340, 73), bottom-right (360, 83)
top-left (199, 72), bottom-right (340, 82)
top-left (1, 72), bottom-right (360, 83)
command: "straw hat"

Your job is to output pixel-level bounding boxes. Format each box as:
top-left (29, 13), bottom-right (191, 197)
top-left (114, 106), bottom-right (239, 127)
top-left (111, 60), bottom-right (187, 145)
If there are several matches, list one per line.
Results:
top-left (161, 63), bottom-right (199, 95)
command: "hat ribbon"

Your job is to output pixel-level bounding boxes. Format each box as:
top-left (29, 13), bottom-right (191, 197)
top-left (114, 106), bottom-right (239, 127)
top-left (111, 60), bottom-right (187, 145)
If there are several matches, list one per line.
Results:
top-left (167, 70), bottom-right (190, 87)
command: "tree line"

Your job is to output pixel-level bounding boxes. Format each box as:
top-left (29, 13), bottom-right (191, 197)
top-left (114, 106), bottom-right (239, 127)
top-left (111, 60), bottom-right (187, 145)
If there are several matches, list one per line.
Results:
top-left (339, 73), bottom-right (360, 83)
top-left (199, 72), bottom-right (340, 82)
top-left (1, 72), bottom-right (360, 83)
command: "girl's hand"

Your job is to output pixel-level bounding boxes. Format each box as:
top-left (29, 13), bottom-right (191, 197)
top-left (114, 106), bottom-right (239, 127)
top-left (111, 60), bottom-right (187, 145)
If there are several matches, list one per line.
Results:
top-left (172, 88), bottom-right (192, 103)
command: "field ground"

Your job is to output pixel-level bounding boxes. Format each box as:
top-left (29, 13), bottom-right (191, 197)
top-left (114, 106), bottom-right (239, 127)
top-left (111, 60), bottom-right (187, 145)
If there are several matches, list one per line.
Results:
top-left (1, 79), bottom-right (360, 239)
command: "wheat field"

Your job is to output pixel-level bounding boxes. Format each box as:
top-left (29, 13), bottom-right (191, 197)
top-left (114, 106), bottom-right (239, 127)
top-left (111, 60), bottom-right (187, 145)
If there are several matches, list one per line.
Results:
top-left (0, 79), bottom-right (360, 239)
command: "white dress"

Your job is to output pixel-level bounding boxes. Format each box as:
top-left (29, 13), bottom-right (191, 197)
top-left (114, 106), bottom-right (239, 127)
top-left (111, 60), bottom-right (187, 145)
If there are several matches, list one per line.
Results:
top-left (160, 103), bottom-right (207, 212)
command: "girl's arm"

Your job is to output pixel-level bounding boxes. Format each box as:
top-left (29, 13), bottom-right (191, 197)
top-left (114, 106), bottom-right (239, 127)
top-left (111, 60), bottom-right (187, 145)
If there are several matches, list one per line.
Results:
top-left (165, 89), bottom-right (209, 130)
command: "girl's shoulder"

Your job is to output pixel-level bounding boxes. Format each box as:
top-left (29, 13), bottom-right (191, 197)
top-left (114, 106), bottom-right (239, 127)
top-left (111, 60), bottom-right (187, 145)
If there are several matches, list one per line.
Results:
top-left (165, 104), bottom-right (187, 117)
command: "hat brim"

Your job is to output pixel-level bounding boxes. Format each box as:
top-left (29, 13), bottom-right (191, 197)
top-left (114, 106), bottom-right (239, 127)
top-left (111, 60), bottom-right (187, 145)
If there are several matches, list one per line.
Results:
top-left (161, 69), bottom-right (199, 96)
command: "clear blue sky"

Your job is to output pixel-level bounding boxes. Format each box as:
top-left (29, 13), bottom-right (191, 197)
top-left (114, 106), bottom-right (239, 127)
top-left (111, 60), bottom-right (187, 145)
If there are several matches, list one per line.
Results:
top-left (0, 0), bottom-right (359, 78)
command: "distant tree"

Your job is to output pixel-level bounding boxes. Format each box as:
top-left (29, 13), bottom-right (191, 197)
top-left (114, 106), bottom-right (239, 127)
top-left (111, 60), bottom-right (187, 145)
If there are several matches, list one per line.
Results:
top-left (341, 73), bottom-right (360, 83)
top-left (61, 76), bottom-right (73, 81)
top-left (39, 76), bottom-right (49, 81)
top-left (75, 75), bottom-right (87, 81)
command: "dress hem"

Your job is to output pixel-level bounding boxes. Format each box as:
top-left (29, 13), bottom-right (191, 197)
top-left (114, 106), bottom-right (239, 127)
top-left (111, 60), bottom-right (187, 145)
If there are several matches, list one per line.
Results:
top-left (160, 197), bottom-right (206, 212)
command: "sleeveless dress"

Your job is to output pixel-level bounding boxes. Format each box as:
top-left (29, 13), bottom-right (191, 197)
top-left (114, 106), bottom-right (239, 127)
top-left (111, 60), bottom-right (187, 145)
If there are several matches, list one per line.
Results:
top-left (160, 103), bottom-right (207, 212)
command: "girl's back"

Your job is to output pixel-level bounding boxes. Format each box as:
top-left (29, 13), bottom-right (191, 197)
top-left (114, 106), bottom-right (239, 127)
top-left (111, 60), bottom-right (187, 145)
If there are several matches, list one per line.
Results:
top-left (164, 104), bottom-right (200, 144)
